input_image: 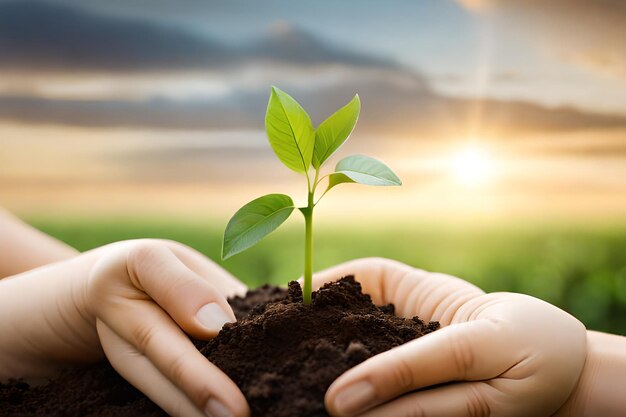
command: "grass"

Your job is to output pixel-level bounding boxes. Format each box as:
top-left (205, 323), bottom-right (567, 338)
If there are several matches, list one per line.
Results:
top-left (28, 216), bottom-right (626, 335)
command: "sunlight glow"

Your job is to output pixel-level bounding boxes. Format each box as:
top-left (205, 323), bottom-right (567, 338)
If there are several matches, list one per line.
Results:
top-left (451, 145), bottom-right (495, 187)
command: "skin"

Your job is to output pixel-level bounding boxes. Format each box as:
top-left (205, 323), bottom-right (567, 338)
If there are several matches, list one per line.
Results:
top-left (0, 208), bottom-right (79, 278)
top-left (0, 211), bottom-right (250, 417)
top-left (312, 258), bottom-right (626, 417)
top-left (3, 211), bottom-right (625, 416)
top-left (556, 330), bottom-right (626, 417)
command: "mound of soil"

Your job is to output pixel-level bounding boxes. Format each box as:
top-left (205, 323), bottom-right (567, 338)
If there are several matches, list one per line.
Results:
top-left (0, 277), bottom-right (438, 417)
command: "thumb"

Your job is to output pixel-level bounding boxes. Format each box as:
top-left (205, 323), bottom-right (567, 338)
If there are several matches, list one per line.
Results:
top-left (112, 241), bottom-right (236, 339)
top-left (91, 241), bottom-right (235, 339)
top-left (298, 259), bottom-right (369, 289)
top-left (299, 258), bottom-right (410, 306)
top-left (342, 381), bottom-right (497, 417)
top-left (325, 317), bottom-right (514, 416)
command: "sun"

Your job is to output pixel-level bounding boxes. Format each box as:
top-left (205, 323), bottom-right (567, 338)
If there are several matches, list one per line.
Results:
top-left (451, 146), bottom-right (495, 187)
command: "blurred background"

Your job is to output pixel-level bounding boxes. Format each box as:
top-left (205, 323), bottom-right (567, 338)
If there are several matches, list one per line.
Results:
top-left (0, 0), bottom-right (625, 333)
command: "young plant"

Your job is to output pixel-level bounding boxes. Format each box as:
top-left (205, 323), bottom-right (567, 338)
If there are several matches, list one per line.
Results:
top-left (221, 86), bottom-right (401, 304)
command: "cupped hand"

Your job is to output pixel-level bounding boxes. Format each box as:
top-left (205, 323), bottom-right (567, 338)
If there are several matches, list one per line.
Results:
top-left (0, 239), bottom-right (249, 417)
top-left (311, 258), bottom-right (587, 417)
top-left (88, 240), bottom-right (249, 417)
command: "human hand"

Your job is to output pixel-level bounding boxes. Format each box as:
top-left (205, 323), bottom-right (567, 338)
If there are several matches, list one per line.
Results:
top-left (0, 207), bottom-right (78, 278)
top-left (311, 258), bottom-right (587, 417)
top-left (0, 239), bottom-right (249, 417)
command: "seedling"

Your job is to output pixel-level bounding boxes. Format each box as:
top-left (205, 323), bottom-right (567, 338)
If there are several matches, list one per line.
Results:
top-left (222, 86), bottom-right (401, 304)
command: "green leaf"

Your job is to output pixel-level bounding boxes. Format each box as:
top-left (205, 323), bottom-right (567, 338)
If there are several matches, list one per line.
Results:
top-left (265, 86), bottom-right (315, 174)
top-left (327, 155), bottom-right (402, 190)
top-left (222, 194), bottom-right (295, 259)
top-left (327, 172), bottom-right (355, 189)
top-left (313, 94), bottom-right (361, 169)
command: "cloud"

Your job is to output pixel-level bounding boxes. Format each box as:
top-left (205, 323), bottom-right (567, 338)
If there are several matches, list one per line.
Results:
top-left (0, 1), bottom-right (234, 73)
top-left (0, 0), bottom-right (623, 135)
top-left (246, 21), bottom-right (397, 69)
top-left (563, 50), bottom-right (626, 81)
top-left (0, 1), bottom-right (403, 74)
top-left (455, 0), bottom-right (626, 80)
top-left (1, 84), bottom-right (624, 135)
top-left (432, 71), bottom-right (526, 84)
top-left (0, 94), bottom-right (254, 130)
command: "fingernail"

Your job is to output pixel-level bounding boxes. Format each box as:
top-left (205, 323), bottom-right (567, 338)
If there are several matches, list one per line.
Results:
top-left (196, 303), bottom-right (234, 333)
top-left (333, 380), bottom-right (375, 415)
top-left (205, 398), bottom-right (233, 417)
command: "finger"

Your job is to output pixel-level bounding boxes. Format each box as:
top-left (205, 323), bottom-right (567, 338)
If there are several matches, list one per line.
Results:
top-left (302, 258), bottom-right (410, 306)
top-left (351, 381), bottom-right (505, 417)
top-left (306, 258), bottom-right (483, 321)
top-left (307, 258), bottom-right (386, 305)
top-left (165, 240), bottom-right (247, 298)
top-left (97, 301), bottom-right (248, 417)
top-left (326, 318), bottom-right (516, 417)
top-left (125, 242), bottom-right (236, 338)
top-left (97, 320), bottom-right (207, 417)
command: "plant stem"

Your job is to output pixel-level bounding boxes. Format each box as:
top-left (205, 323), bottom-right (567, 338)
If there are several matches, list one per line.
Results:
top-left (303, 190), bottom-right (314, 305)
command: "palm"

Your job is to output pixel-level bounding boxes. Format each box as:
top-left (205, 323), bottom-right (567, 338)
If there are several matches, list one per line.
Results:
top-left (312, 258), bottom-right (587, 417)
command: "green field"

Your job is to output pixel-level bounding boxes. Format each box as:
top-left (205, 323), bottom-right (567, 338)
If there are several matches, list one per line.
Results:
top-left (29, 217), bottom-right (626, 335)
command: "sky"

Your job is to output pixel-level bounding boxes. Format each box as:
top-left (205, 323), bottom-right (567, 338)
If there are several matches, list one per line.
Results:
top-left (0, 0), bottom-right (625, 221)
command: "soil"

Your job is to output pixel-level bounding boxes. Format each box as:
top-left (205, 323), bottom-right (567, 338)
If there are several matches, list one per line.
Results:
top-left (0, 276), bottom-right (439, 417)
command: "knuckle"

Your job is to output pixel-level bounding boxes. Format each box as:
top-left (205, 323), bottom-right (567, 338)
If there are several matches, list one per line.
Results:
top-left (167, 354), bottom-right (189, 388)
top-left (125, 240), bottom-right (170, 290)
top-left (407, 402), bottom-right (427, 417)
top-left (132, 322), bottom-right (158, 354)
top-left (389, 356), bottom-right (416, 392)
top-left (362, 256), bottom-right (390, 265)
top-left (450, 331), bottom-right (475, 379)
top-left (86, 250), bottom-right (129, 308)
top-left (465, 384), bottom-right (490, 417)
top-left (159, 274), bottom-right (188, 300)
top-left (127, 240), bottom-right (161, 266)
top-left (86, 262), bottom-right (110, 303)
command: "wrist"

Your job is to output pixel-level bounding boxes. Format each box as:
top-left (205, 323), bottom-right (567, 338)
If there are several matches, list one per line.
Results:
top-left (0, 210), bottom-right (80, 278)
top-left (0, 251), bottom-right (103, 380)
top-left (555, 330), bottom-right (626, 417)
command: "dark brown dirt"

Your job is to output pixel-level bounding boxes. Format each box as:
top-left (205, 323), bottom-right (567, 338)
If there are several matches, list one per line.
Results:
top-left (0, 277), bottom-right (438, 417)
